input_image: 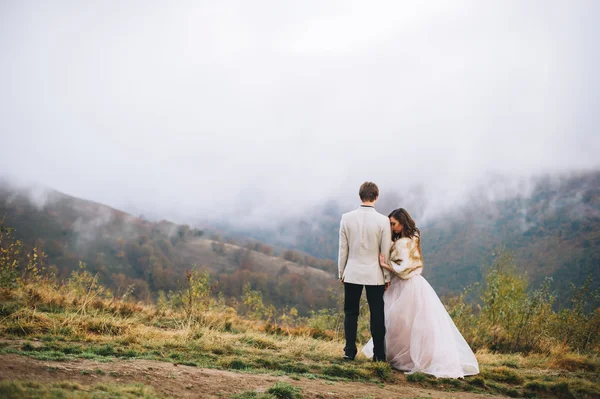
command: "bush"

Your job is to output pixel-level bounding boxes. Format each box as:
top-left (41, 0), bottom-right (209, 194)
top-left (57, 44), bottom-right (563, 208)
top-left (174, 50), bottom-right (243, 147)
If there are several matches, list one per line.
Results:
top-left (0, 221), bottom-right (48, 289)
top-left (479, 252), bottom-right (554, 352)
top-left (243, 283), bottom-right (275, 321)
top-left (446, 251), bottom-right (599, 353)
top-left (549, 276), bottom-right (600, 352)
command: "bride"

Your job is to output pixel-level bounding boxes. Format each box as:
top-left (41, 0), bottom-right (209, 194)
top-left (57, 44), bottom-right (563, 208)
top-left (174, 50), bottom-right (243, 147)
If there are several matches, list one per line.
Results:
top-left (363, 208), bottom-right (479, 378)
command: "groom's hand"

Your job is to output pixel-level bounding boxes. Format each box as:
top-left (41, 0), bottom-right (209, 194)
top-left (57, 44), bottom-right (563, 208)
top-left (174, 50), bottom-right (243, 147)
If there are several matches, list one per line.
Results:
top-left (339, 278), bottom-right (344, 285)
top-left (385, 282), bottom-right (391, 291)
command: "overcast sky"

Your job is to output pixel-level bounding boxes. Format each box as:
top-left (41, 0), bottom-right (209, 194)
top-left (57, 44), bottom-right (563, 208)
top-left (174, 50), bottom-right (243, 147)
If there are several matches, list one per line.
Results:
top-left (1, 1), bottom-right (599, 223)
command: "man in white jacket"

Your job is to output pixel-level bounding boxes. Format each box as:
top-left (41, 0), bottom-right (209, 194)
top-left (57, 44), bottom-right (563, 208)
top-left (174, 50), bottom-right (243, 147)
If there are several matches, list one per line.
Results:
top-left (338, 182), bottom-right (392, 361)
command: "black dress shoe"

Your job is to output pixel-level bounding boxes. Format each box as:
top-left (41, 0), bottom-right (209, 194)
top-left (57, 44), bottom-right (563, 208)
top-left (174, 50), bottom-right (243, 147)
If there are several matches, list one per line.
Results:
top-left (342, 354), bottom-right (355, 361)
top-left (372, 356), bottom-right (386, 362)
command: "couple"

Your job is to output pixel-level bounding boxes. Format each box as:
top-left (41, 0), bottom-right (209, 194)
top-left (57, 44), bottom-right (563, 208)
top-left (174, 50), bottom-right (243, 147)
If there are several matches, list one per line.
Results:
top-left (338, 182), bottom-right (479, 379)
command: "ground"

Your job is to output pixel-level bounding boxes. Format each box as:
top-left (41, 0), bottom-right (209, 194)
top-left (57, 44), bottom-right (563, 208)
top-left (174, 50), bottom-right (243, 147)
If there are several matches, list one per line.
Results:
top-left (0, 354), bottom-right (512, 399)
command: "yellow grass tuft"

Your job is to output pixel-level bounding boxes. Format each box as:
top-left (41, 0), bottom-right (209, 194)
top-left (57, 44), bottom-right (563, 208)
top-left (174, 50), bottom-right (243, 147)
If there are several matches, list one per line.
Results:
top-left (549, 350), bottom-right (598, 372)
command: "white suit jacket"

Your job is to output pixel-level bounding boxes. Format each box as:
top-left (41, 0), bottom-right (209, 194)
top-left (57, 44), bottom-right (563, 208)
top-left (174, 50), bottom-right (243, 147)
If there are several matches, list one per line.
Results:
top-left (338, 206), bottom-right (392, 285)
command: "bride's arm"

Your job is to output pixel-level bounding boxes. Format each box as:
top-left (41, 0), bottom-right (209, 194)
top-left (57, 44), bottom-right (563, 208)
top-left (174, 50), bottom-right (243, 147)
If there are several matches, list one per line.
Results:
top-left (379, 253), bottom-right (410, 274)
top-left (378, 254), bottom-right (399, 273)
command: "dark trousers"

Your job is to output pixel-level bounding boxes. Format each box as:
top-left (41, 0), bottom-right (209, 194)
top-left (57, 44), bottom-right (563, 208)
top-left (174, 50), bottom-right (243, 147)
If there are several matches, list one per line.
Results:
top-left (344, 282), bottom-right (386, 360)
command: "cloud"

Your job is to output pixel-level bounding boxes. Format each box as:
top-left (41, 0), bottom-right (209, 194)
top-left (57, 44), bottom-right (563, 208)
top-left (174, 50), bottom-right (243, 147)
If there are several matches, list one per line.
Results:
top-left (1, 1), bottom-right (598, 224)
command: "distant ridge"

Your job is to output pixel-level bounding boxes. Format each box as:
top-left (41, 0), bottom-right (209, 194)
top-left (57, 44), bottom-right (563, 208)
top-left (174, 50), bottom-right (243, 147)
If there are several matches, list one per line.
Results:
top-left (2, 170), bottom-right (598, 309)
top-left (220, 171), bottom-right (600, 305)
top-left (0, 183), bottom-right (339, 314)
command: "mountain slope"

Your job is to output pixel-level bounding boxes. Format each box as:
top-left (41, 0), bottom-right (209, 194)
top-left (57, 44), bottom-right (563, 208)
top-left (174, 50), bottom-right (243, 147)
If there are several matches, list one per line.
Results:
top-left (0, 183), bottom-right (338, 313)
top-left (2, 170), bottom-right (598, 310)
top-left (223, 171), bottom-right (600, 304)
top-left (423, 172), bottom-right (599, 301)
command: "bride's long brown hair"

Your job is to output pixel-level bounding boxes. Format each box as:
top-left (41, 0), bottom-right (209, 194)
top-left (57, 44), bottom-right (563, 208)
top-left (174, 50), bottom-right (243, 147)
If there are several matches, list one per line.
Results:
top-left (389, 208), bottom-right (420, 241)
top-left (389, 208), bottom-right (423, 262)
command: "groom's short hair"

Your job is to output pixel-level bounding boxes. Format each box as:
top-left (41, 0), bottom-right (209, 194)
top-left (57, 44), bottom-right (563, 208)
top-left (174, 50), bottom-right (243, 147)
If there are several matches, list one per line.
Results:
top-left (359, 182), bottom-right (379, 202)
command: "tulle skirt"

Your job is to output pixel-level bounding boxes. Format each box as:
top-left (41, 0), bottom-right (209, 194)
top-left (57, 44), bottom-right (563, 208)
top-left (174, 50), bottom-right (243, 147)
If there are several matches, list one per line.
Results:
top-left (363, 275), bottom-right (479, 378)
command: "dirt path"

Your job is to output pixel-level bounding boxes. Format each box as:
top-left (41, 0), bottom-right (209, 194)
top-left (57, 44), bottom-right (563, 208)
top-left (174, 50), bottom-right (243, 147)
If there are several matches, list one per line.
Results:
top-left (0, 354), bottom-right (509, 399)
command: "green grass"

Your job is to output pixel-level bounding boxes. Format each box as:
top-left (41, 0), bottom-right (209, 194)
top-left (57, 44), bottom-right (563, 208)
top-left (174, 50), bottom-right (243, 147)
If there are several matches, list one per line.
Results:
top-left (0, 302), bottom-right (20, 317)
top-left (0, 280), bottom-right (598, 399)
top-left (90, 344), bottom-right (116, 356)
top-left (230, 359), bottom-right (251, 370)
top-left (403, 366), bottom-right (600, 399)
top-left (523, 377), bottom-right (600, 398)
top-left (0, 380), bottom-right (163, 399)
top-left (266, 382), bottom-right (302, 399)
top-left (500, 357), bottom-right (520, 369)
top-left (468, 376), bottom-right (486, 387)
top-left (368, 362), bottom-right (393, 382)
top-left (240, 335), bottom-right (278, 350)
top-left (322, 364), bottom-right (364, 380)
top-left (232, 392), bottom-right (276, 399)
top-left (481, 366), bottom-right (524, 384)
top-left (406, 372), bottom-right (428, 383)
top-left (9, 348), bottom-right (76, 362)
top-left (405, 372), bottom-right (492, 395)
top-left (3, 335), bottom-right (599, 399)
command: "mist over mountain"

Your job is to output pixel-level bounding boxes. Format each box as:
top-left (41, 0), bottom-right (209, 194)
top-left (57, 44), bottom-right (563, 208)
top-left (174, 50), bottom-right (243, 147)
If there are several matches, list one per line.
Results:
top-left (0, 181), bottom-right (339, 315)
top-left (2, 170), bottom-right (597, 311)
top-left (219, 170), bottom-right (600, 304)
top-left (2, 1), bottom-right (599, 226)
top-left (1, 1), bottom-right (599, 313)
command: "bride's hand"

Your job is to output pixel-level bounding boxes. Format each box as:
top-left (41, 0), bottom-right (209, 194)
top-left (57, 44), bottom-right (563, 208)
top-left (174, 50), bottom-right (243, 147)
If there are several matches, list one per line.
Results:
top-left (379, 254), bottom-right (387, 267)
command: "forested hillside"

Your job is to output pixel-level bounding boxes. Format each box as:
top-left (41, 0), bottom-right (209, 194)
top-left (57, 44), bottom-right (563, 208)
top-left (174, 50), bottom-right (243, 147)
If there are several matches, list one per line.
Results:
top-left (2, 170), bottom-right (598, 311)
top-left (227, 171), bottom-right (600, 305)
top-left (0, 184), bottom-right (338, 314)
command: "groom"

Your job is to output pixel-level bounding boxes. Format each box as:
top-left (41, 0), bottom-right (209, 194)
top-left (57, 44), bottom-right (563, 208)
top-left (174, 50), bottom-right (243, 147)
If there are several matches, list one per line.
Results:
top-left (338, 182), bottom-right (392, 361)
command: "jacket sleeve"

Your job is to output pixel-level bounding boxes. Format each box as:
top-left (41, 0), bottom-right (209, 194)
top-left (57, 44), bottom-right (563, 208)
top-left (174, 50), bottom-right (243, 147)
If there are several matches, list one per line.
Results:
top-left (338, 218), bottom-right (349, 280)
top-left (380, 221), bottom-right (392, 283)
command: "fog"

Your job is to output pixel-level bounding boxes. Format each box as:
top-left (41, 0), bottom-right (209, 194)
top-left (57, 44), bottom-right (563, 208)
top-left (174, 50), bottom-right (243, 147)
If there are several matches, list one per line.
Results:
top-left (1, 1), bottom-right (599, 225)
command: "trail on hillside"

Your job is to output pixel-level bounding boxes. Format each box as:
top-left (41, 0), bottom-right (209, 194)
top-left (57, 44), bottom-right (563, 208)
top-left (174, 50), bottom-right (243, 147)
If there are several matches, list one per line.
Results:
top-left (0, 354), bottom-right (511, 399)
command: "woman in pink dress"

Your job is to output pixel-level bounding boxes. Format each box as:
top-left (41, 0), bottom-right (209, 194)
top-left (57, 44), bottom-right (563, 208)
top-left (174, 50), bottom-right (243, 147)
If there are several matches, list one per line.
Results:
top-left (363, 208), bottom-right (479, 378)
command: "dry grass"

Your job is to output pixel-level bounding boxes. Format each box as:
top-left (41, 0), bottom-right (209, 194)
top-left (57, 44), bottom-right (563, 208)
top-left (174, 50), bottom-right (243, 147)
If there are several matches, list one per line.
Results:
top-left (548, 345), bottom-right (599, 372)
top-left (1, 281), bottom-right (599, 398)
top-left (0, 380), bottom-right (162, 399)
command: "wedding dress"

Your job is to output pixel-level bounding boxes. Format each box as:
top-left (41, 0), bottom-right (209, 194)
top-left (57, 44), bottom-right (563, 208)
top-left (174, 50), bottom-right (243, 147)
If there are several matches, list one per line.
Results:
top-left (363, 236), bottom-right (479, 378)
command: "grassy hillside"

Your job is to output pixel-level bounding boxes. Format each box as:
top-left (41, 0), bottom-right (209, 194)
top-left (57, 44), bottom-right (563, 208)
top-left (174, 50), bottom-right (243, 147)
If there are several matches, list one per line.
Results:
top-left (2, 170), bottom-right (598, 313)
top-left (0, 184), bottom-right (338, 314)
top-left (0, 236), bottom-right (598, 398)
